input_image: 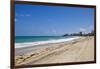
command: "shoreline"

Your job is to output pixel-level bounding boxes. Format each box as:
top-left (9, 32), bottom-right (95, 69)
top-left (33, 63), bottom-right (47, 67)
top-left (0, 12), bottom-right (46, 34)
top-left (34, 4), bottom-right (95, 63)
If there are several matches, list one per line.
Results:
top-left (15, 36), bottom-right (80, 48)
top-left (15, 37), bottom-right (80, 56)
top-left (15, 36), bottom-right (94, 66)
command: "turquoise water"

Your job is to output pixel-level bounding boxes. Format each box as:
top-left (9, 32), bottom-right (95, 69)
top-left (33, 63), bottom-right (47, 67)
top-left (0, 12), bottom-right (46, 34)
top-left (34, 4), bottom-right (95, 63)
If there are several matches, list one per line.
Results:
top-left (15, 36), bottom-right (72, 43)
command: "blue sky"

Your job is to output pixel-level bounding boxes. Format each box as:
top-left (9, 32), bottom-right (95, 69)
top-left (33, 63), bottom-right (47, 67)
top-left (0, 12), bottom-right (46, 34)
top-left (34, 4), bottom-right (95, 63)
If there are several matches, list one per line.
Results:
top-left (15, 4), bottom-right (94, 36)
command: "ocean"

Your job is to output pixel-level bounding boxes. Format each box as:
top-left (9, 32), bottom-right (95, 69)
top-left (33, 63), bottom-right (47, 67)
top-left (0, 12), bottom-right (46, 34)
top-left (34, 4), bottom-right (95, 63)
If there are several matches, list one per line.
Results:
top-left (15, 36), bottom-right (79, 48)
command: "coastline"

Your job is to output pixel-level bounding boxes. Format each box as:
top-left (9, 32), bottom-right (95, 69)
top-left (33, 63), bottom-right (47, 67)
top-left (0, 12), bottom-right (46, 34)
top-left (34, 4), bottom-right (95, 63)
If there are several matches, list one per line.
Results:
top-left (15, 37), bottom-right (80, 55)
top-left (15, 36), bottom-right (94, 66)
top-left (15, 36), bottom-right (79, 48)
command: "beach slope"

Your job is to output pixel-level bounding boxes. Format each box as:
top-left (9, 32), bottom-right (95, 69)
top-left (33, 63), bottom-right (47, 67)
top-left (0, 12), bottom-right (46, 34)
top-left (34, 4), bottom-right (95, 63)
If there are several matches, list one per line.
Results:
top-left (15, 36), bottom-right (94, 66)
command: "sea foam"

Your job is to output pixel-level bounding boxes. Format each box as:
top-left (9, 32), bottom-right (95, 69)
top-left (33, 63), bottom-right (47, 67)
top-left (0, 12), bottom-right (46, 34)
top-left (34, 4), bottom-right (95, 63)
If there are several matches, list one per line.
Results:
top-left (15, 37), bottom-right (80, 48)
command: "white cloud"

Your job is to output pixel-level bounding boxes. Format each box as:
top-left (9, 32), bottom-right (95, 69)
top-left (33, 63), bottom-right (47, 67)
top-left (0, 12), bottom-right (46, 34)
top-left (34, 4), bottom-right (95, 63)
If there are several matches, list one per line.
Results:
top-left (89, 25), bottom-right (94, 30)
top-left (26, 14), bottom-right (31, 16)
top-left (79, 28), bottom-right (86, 32)
top-left (15, 18), bottom-right (17, 22)
top-left (79, 25), bottom-right (94, 33)
top-left (16, 14), bottom-right (31, 17)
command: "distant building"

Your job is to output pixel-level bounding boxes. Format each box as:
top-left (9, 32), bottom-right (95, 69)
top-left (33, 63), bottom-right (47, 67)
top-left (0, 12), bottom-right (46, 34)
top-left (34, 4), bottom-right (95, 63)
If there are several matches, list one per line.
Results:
top-left (79, 32), bottom-right (82, 36)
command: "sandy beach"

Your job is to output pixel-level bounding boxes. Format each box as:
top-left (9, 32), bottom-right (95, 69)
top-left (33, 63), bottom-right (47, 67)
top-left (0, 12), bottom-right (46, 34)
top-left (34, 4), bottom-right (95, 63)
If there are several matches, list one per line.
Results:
top-left (15, 36), bottom-right (94, 66)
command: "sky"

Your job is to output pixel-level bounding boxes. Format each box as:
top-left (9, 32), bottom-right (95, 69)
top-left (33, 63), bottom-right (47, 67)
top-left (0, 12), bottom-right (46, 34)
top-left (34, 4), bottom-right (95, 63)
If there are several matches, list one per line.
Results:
top-left (15, 4), bottom-right (94, 36)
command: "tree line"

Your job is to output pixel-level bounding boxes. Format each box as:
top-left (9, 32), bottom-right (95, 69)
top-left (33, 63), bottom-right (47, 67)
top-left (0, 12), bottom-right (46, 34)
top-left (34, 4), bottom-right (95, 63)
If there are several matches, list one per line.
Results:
top-left (63, 30), bottom-right (94, 36)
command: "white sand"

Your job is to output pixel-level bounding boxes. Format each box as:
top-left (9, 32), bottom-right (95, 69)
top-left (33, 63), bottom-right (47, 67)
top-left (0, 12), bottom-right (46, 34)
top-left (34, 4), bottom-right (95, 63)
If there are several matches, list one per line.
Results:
top-left (15, 36), bottom-right (94, 66)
